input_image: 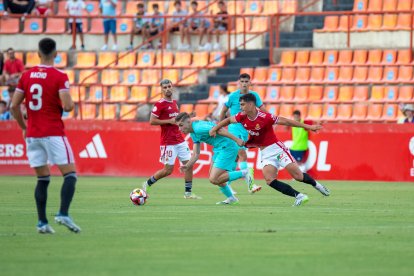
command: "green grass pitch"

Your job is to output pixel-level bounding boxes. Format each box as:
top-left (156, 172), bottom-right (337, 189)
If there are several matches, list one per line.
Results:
top-left (1, 176), bottom-right (414, 276)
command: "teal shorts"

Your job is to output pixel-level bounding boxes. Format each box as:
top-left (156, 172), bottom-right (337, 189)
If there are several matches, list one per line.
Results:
top-left (228, 123), bottom-right (248, 150)
top-left (212, 146), bottom-right (238, 171)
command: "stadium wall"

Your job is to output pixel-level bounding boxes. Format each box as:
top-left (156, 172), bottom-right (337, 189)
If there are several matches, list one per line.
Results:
top-left (1, 121), bottom-right (413, 182)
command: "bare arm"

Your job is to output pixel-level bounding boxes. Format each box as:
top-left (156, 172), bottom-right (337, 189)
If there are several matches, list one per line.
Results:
top-left (149, 114), bottom-right (175, 126)
top-left (59, 91), bottom-right (74, 112)
top-left (277, 116), bottom-right (322, 132)
top-left (209, 116), bottom-right (237, 137)
top-left (180, 143), bottom-right (200, 172)
top-left (217, 127), bottom-right (244, 147)
top-left (219, 105), bottom-right (229, 121)
top-left (10, 92), bottom-right (27, 137)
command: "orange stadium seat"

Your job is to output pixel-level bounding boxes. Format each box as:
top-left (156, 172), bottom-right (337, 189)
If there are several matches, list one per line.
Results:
top-left (352, 49), bottom-right (368, 65)
top-left (180, 104), bottom-right (194, 113)
top-left (250, 17), bottom-right (269, 33)
top-left (383, 86), bottom-right (398, 102)
top-left (117, 52), bottom-right (137, 68)
top-left (307, 104), bottom-right (323, 120)
top-left (117, 18), bottom-right (133, 34)
top-left (149, 86), bottom-right (162, 103)
top-left (310, 67), bottom-right (325, 82)
top-left (125, 1), bottom-right (140, 15)
top-left (324, 67), bottom-right (339, 82)
top-left (80, 104), bottom-right (97, 119)
top-left (381, 50), bottom-right (397, 64)
top-left (366, 103), bottom-right (383, 121)
top-left (141, 69), bottom-right (161, 85)
top-left (62, 109), bottom-right (75, 120)
top-left (370, 86), bottom-right (385, 102)
top-left (323, 50), bottom-right (338, 65)
top-left (351, 103), bottom-right (368, 121)
top-left (279, 86), bottom-right (295, 102)
top-left (366, 14), bottom-right (383, 30)
top-left (396, 49), bottom-right (412, 64)
top-left (263, 0), bottom-right (278, 14)
top-left (101, 70), bottom-right (120, 85)
top-left (338, 86), bottom-right (354, 102)
top-left (367, 49), bottom-right (383, 64)
top-left (265, 86), bottom-right (280, 103)
top-left (280, 51), bottom-right (295, 66)
top-left (294, 86), bottom-right (309, 102)
top-left (323, 86), bottom-right (338, 102)
top-left (193, 104), bottom-right (209, 119)
top-left (85, 1), bottom-right (100, 16)
top-left (192, 52), bottom-right (209, 67)
top-left (240, 67), bottom-right (254, 77)
top-left (354, 0), bottom-right (368, 11)
top-left (397, 66), bottom-right (413, 82)
top-left (280, 0), bottom-right (297, 13)
top-left (109, 86), bottom-right (128, 102)
top-left (279, 104), bottom-right (294, 118)
top-left (338, 66), bottom-right (354, 83)
top-left (137, 52), bottom-right (156, 68)
top-left (266, 104), bottom-right (279, 116)
top-left (352, 66), bottom-right (368, 82)
top-left (322, 104), bottom-right (337, 121)
top-left (367, 66), bottom-right (383, 82)
top-left (351, 15), bottom-right (368, 31)
top-left (57, 1), bottom-right (68, 15)
top-left (232, 17), bottom-right (251, 34)
top-left (246, 1), bottom-right (262, 14)
top-left (207, 103), bottom-right (217, 115)
top-left (208, 52), bottom-right (226, 68)
top-left (353, 86), bottom-right (369, 101)
top-left (308, 86), bottom-right (323, 101)
top-left (128, 86), bottom-right (148, 103)
top-left (397, 0), bottom-right (412, 10)
top-left (44, 18), bottom-right (66, 34)
top-left (0, 18), bottom-right (19, 33)
top-left (88, 86), bottom-right (108, 102)
top-left (25, 52), bottom-right (40, 68)
top-left (253, 67), bottom-right (268, 83)
top-left (295, 67), bottom-right (310, 83)
top-left (178, 70), bottom-right (199, 86)
top-left (173, 52), bottom-right (192, 67)
top-left (23, 18), bottom-right (43, 33)
top-left (281, 68), bottom-right (296, 83)
top-left (337, 15), bottom-right (353, 31)
top-left (78, 70), bottom-right (99, 85)
top-left (97, 52), bottom-right (117, 68)
top-left (227, 1), bottom-right (245, 15)
top-left (253, 86), bottom-right (266, 100)
top-left (120, 105), bottom-right (137, 120)
top-left (396, 13), bottom-right (412, 30)
top-left (54, 52), bottom-right (68, 68)
top-left (383, 0), bottom-right (397, 11)
top-left (267, 68), bottom-right (282, 83)
top-left (383, 66), bottom-right (398, 82)
top-left (294, 51), bottom-right (310, 65)
top-left (74, 52), bottom-right (96, 69)
top-left (63, 70), bottom-right (75, 84)
top-left (96, 104), bottom-right (117, 120)
top-left (336, 50), bottom-right (353, 65)
top-left (382, 14), bottom-right (397, 29)
top-left (319, 16), bottom-right (339, 32)
top-left (69, 86), bottom-right (86, 103)
top-left (398, 86), bottom-right (414, 101)
top-left (382, 104), bottom-right (398, 121)
top-left (336, 104), bottom-right (353, 121)
top-left (122, 69), bottom-right (140, 85)
top-left (88, 19), bottom-right (104, 34)
top-left (162, 69), bottom-right (179, 84)
top-left (293, 104), bottom-right (308, 118)
top-left (155, 52), bottom-right (174, 67)
top-left (200, 85), bottom-right (221, 103)
top-left (308, 51), bottom-right (324, 65)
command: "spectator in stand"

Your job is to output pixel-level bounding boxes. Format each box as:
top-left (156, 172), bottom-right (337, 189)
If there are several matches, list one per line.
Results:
top-left (100, 0), bottom-right (118, 51)
top-left (0, 100), bottom-right (11, 121)
top-left (399, 104), bottom-right (414, 124)
top-left (0, 52), bottom-right (4, 85)
top-left (3, 48), bottom-right (24, 88)
top-left (127, 3), bottom-right (149, 50)
top-left (187, 1), bottom-right (210, 50)
top-left (203, 0), bottom-right (228, 50)
top-left (148, 3), bottom-right (164, 49)
top-left (66, 0), bottom-right (88, 50)
top-left (167, 0), bottom-right (189, 50)
top-left (3, 0), bottom-right (35, 20)
top-left (208, 84), bottom-right (229, 122)
top-left (33, 0), bottom-right (52, 16)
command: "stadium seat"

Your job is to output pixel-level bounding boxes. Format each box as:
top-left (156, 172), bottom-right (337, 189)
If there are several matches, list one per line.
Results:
top-left (381, 50), bottom-right (397, 64)
top-left (141, 69), bottom-right (161, 85)
top-left (382, 14), bottom-right (397, 30)
top-left (254, 86), bottom-right (266, 100)
top-left (293, 104), bottom-right (308, 118)
top-left (366, 14), bottom-right (383, 30)
top-left (193, 104), bottom-right (209, 119)
top-left (200, 85), bottom-right (220, 103)
top-left (85, 1), bottom-right (100, 16)
top-left (101, 70), bottom-right (120, 85)
top-left (366, 103), bottom-right (383, 121)
top-left (280, 68), bottom-right (296, 83)
top-left (367, 66), bottom-right (383, 82)
top-left (308, 86), bottom-right (323, 101)
top-left (155, 52), bottom-right (174, 67)
top-left (63, 70), bottom-right (75, 84)
top-left (57, 1), bottom-right (68, 15)
top-left (383, 0), bottom-right (397, 11)
top-left (337, 50), bottom-right (353, 65)
top-left (80, 104), bottom-right (97, 119)
top-left (227, 1), bottom-right (245, 15)
top-left (318, 16), bottom-right (339, 32)
top-left (122, 69), bottom-right (140, 85)
top-left (382, 104), bottom-right (398, 121)
top-left (89, 19), bottom-right (104, 34)
top-left (383, 86), bottom-right (398, 101)
top-left (338, 86), bottom-right (354, 102)
top-left (97, 52), bottom-right (117, 68)
top-left (191, 52), bottom-right (209, 67)
top-left (353, 86), bottom-right (369, 101)
top-left (180, 104), bottom-right (194, 113)
top-left (246, 1), bottom-right (263, 14)
top-left (117, 18), bottom-right (133, 34)
top-left (278, 104), bottom-right (294, 118)
top-left (322, 104), bottom-right (338, 121)
top-left (263, 0), bottom-right (278, 14)
top-left (62, 110), bottom-right (75, 120)
top-left (137, 52), bottom-right (156, 68)
top-left (25, 52), bottom-right (40, 68)
top-left (370, 86), bottom-right (385, 102)
top-left (0, 17), bottom-right (19, 33)
top-left (368, 0), bottom-right (383, 11)
top-left (310, 67), bottom-right (325, 82)
top-left (78, 70), bottom-right (98, 84)
top-left (128, 86), bottom-right (148, 103)
top-left (280, 0), bottom-right (298, 13)
top-left (336, 104), bottom-right (353, 121)
top-left (232, 17), bottom-right (251, 34)
top-left (240, 67), bottom-right (254, 77)
top-left (250, 17), bottom-right (269, 33)
top-left (54, 52), bottom-right (68, 68)
top-left (308, 51), bottom-right (324, 65)
top-left (178, 70), bottom-right (199, 86)
top-left (44, 18), bottom-right (66, 34)
top-left (295, 67), bottom-right (310, 83)
top-left (383, 66), bottom-right (398, 82)
top-left (69, 86), bottom-right (86, 103)
top-left (253, 67), bottom-right (268, 83)
top-left (367, 49), bottom-right (383, 64)
top-left (109, 86), bottom-right (128, 102)
top-left (265, 86), bottom-right (280, 103)
top-left (351, 103), bottom-right (368, 121)
top-left (23, 18), bottom-right (43, 33)
top-left (397, 66), bottom-right (413, 82)
top-left (267, 68), bottom-right (281, 83)
top-left (294, 86), bottom-right (309, 102)
top-left (280, 51), bottom-right (295, 66)
top-left (294, 51), bottom-right (310, 65)
top-left (322, 86), bottom-right (338, 102)
top-left (396, 49), bottom-right (412, 64)
top-left (208, 52), bottom-right (226, 68)
top-left (354, 0), bottom-right (368, 11)
top-left (351, 15), bottom-right (368, 31)
top-left (120, 104), bottom-right (137, 120)
top-left (172, 52), bottom-right (192, 67)
top-left (74, 52), bottom-right (96, 69)
top-left (162, 69), bottom-right (179, 84)
top-left (279, 86), bottom-right (295, 102)
top-left (352, 49), bottom-right (368, 65)
top-left (117, 52), bottom-right (137, 68)
top-left (266, 104), bottom-right (279, 116)
top-left (88, 86), bottom-right (108, 102)
top-left (398, 86), bottom-right (413, 101)
top-left (125, 1), bottom-right (139, 15)
top-left (96, 104), bottom-right (117, 120)
top-left (396, 13), bottom-right (412, 30)
top-left (324, 67), bottom-right (339, 82)
top-left (352, 66), bottom-right (368, 82)
top-left (397, 0), bottom-right (412, 10)
top-left (207, 103), bottom-right (217, 115)
top-left (337, 15), bottom-right (353, 31)
top-left (307, 104), bottom-right (323, 120)
top-left (338, 66), bottom-right (354, 83)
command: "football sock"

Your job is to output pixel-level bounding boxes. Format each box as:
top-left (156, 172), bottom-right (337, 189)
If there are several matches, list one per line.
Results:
top-left (59, 172), bottom-right (77, 216)
top-left (35, 175), bottom-right (50, 223)
top-left (147, 176), bottom-right (157, 186)
top-left (269, 179), bottom-right (299, 197)
top-left (238, 161), bottom-right (248, 170)
top-left (185, 181), bottom-right (192, 193)
top-left (219, 184), bottom-right (234, 198)
top-left (228, 171), bottom-right (243, 181)
top-left (301, 173), bottom-right (317, 187)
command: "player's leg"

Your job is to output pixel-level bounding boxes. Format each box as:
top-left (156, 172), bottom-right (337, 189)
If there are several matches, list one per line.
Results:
top-left (209, 167), bottom-right (238, 205)
top-left (285, 163), bottom-right (330, 196)
top-left (177, 141), bottom-right (201, 199)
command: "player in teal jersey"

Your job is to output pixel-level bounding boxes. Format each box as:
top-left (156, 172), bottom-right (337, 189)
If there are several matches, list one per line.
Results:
top-left (175, 112), bottom-right (254, 205)
top-left (219, 73), bottom-right (265, 193)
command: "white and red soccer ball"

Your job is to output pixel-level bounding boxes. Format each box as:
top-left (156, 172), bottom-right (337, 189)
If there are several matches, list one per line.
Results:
top-left (130, 188), bottom-right (148, 206)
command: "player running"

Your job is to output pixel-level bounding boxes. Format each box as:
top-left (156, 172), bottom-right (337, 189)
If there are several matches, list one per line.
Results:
top-left (219, 73), bottom-right (263, 194)
top-left (210, 93), bottom-right (330, 206)
top-left (142, 79), bottom-right (200, 199)
top-left (175, 112), bottom-right (254, 205)
top-left (10, 38), bottom-right (81, 233)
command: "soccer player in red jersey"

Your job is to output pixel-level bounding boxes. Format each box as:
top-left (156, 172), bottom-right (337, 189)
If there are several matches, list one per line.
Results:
top-left (10, 38), bottom-right (81, 234)
top-left (210, 93), bottom-right (330, 206)
top-left (142, 79), bottom-right (200, 199)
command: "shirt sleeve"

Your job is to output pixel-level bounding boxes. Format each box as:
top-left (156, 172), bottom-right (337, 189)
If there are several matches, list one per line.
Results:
top-left (304, 120), bottom-right (313, 125)
top-left (190, 133), bottom-right (200, 144)
top-left (151, 102), bottom-right (161, 117)
top-left (234, 112), bottom-right (243, 123)
top-left (253, 92), bottom-right (263, 107)
top-left (224, 94), bottom-right (231, 108)
top-left (58, 73), bottom-right (70, 93)
top-left (17, 60), bottom-right (24, 73)
top-left (270, 113), bottom-right (279, 125)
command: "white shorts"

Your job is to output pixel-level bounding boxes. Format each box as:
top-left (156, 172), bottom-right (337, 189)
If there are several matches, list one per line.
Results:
top-left (159, 141), bottom-right (191, 166)
top-left (260, 142), bottom-right (295, 169)
top-left (26, 136), bottom-right (75, 168)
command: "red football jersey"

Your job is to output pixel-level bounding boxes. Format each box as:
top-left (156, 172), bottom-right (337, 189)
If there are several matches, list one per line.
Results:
top-left (151, 98), bottom-right (184, 145)
top-left (16, 65), bottom-right (70, 138)
top-left (235, 110), bottom-right (280, 148)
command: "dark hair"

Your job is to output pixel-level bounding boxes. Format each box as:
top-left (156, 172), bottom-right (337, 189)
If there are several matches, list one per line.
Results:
top-left (6, 48), bottom-right (13, 52)
top-left (239, 93), bottom-right (256, 104)
top-left (293, 110), bottom-right (301, 116)
top-left (152, 3), bottom-right (159, 8)
top-left (220, 83), bottom-right (229, 94)
top-left (239, 73), bottom-right (251, 80)
top-left (38, 38), bottom-right (56, 57)
top-left (218, 0), bottom-right (225, 5)
top-left (0, 100), bottom-right (7, 106)
top-left (174, 0), bottom-right (181, 6)
top-left (8, 86), bottom-right (15, 93)
top-left (137, 3), bottom-right (144, 8)
top-left (175, 112), bottom-right (191, 122)
top-left (191, 1), bottom-right (198, 6)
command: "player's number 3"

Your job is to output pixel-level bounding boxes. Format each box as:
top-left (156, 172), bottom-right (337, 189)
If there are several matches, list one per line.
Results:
top-left (29, 84), bottom-right (43, 111)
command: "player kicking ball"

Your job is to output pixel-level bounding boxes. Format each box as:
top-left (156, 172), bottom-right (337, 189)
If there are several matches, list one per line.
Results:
top-left (175, 112), bottom-right (254, 205)
top-left (210, 93), bottom-right (330, 206)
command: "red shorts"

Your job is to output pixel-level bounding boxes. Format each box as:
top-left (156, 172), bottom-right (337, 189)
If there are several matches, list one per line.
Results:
top-left (36, 7), bottom-right (50, 15)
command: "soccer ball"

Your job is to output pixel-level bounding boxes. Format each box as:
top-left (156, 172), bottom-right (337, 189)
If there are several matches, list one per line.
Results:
top-left (130, 188), bottom-right (148, 206)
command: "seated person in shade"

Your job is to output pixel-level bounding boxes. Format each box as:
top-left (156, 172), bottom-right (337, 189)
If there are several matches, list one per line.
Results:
top-left (166, 0), bottom-right (189, 50)
top-left (3, 0), bottom-right (36, 19)
top-left (0, 100), bottom-right (11, 121)
top-left (148, 3), bottom-right (164, 49)
top-left (3, 48), bottom-right (24, 88)
top-left (127, 3), bottom-right (150, 50)
top-left (399, 104), bottom-right (414, 124)
top-left (203, 0), bottom-right (228, 50)
top-left (33, 0), bottom-right (52, 15)
top-left (187, 1), bottom-right (210, 50)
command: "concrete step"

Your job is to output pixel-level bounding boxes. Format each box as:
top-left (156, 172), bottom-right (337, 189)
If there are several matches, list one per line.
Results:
top-left (207, 75), bottom-right (238, 84)
top-left (227, 58), bottom-right (269, 67)
top-left (236, 49), bottom-right (269, 59)
top-left (216, 67), bottom-right (242, 75)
